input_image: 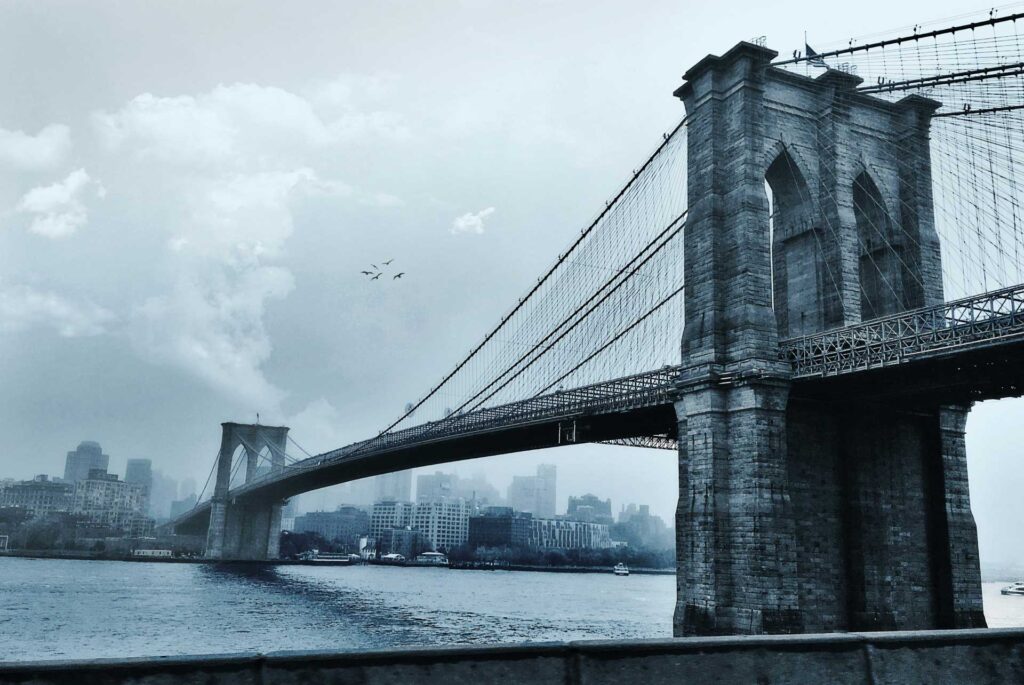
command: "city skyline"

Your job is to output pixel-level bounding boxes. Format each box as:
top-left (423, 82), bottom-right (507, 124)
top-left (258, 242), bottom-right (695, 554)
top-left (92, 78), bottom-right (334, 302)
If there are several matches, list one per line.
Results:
top-left (4, 0), bottom-right (1024, 674)
top-left (0, 0), bottom-right (1021, 572)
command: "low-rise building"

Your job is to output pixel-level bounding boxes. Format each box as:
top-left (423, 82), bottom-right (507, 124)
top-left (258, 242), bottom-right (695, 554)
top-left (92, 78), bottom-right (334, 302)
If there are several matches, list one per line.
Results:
top-left (0, 475), bottom-right (74, 519)
top-left (376, 527), bottom-right (425, 558)
top-left (294, 507), bottom-right (369, 549)
top-left (612, 503), bottom-right (672, 550)
top-left (529, 517), bottom-right (613, 550)
top-left (412, 499), bottom-right (469, 552)
top-left (567, 493), bottom-right (613, 524)
top-left (73, 469), bottom-right (148, 532)
top-left (468, 507), bottom-right (533, 549)
top-left (370, 501), bottom-right (415, 540)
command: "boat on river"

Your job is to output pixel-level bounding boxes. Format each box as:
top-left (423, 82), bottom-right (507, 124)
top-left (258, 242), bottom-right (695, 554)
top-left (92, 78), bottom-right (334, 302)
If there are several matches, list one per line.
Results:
top-left (1001, 582), bottom-right (1024, 595)
top-left (613, 563), bottom-right (630, 576)
top-left (407, 552), bottom-right (449, 567)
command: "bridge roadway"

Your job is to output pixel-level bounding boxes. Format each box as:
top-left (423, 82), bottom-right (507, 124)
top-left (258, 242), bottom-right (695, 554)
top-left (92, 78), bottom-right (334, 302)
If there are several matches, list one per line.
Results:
top-left (174, 283), bottom-right (1024, 535)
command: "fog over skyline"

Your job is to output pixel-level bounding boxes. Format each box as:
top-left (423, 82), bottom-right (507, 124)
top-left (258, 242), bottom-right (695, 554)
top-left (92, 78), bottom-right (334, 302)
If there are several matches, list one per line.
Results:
top-left (1, 1), bottom-right (1022, 562)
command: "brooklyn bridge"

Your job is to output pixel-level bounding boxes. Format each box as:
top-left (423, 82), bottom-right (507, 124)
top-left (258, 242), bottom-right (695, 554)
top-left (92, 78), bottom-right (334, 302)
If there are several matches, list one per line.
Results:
top-left (173, 13), bottom-right (1024, 638)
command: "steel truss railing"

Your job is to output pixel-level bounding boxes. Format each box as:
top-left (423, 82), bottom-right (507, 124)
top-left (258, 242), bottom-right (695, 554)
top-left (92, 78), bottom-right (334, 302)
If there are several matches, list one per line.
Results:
top-left (205, 285), bottom-right (1024, 508)
top-left (228, 366), bottom-right (682, 498)
top-left (780, 283), bottom-right (1024, 378)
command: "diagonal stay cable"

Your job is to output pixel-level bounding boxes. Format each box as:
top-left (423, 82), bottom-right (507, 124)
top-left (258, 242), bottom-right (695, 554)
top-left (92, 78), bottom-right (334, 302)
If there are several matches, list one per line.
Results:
top-left (373, 116), bottom-right (688, 437)
top-left (466, 211), bottom-right (687, 412)
top-left (448, 208), bottom-right (688, 416)
top-left (532, 283), bottom-right (687, 399)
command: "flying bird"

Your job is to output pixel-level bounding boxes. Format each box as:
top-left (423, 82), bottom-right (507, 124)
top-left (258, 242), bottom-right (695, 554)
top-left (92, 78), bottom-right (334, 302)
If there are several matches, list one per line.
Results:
top-left (370, 263), bottom-right (379, 270)
top-left (371, 273), bottom-right (382, 281)
top-left (361, 270), bottom-right (373, 275)
top-left (383, 259), bottom-right (394, 266)
top-left (393, 272), bottom-right (405, 279)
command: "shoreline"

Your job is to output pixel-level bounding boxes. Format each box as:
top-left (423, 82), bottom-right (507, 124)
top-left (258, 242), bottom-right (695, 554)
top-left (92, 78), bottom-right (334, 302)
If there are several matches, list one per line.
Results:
top-left (0, 550), bottom-right (675, 574)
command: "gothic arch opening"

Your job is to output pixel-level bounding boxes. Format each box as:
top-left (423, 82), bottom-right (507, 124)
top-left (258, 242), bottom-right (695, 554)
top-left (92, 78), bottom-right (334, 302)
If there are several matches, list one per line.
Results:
top-left (855, 171), bottom-right (908, 320)
top-left (764, 149), bottom-right (823, 337)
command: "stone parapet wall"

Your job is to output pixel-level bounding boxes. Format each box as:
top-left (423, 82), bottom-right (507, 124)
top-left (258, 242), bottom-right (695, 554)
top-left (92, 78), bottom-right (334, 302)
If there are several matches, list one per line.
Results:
top-left (4, 629), bottom-right (1024, 685)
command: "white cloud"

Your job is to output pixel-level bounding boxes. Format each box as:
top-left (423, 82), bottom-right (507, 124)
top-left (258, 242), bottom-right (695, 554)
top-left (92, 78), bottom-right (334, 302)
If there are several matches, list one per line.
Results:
top-left (17, 168), bottom-right (97, 238)
top-left (0, 123), bottom-right (71, 170)
top-left (93, 82), bottom-right (409, 168)
top-left (451, 207), bottom-right (495, 235)
top-left (133, 267), bottom-right (294, 411)
top-left (282, 398), bottom-right (351, 454)
top-left (131, 169), bottom-right (328, 411)
top-left (95, 79), bottom-right (404, 411)
top-left (0, 283), bottom-right (114, 337)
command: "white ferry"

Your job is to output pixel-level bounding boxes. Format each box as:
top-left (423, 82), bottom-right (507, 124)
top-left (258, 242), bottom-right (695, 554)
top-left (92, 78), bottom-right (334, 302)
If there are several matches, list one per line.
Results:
top-left (408, 552), bottom-right (449, 567)
top-left (613, 563), bottom-right (630, 576)
top-left (1001, 582), bottom-right (1024, 595)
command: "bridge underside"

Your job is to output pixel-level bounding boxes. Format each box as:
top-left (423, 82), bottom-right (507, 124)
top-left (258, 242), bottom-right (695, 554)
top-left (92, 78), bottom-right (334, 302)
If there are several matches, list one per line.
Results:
top-left (792, 337), bottom-right (1024, 406)
top-left (174, 404), bottom-right (677, 536)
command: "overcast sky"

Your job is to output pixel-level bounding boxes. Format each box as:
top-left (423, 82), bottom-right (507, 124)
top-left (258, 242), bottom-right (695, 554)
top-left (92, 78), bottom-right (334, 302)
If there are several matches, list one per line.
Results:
top-left (1, 0), bottom-right (1021, 569)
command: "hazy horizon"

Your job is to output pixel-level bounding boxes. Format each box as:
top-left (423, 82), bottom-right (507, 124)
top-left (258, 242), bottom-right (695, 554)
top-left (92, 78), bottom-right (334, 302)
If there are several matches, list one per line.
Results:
top-left (1, 0), bottom-right (1022, 564)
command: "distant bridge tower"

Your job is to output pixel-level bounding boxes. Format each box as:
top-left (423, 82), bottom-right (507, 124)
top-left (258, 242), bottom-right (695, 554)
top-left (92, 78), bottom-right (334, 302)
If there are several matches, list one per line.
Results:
top-left (673, 43), bottom-right (984, 635)
top-left (205, 422), bottom-right (289, 560)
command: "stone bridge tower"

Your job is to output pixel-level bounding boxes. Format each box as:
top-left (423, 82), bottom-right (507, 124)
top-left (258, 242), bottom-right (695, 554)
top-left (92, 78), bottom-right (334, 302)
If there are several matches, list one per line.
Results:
top-left (673, 43), bottom-right (985, 636)
top-left (205, 422), bottom-right (289, 560)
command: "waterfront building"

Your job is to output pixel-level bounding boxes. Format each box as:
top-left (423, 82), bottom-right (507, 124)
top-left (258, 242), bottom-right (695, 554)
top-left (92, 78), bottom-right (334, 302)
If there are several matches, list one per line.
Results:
top-left (468, 507), bottom-right (532, 549)
top-left (376, 527), bottom-right (424, 558)
top-left (63, 441), bottom-right (109, 484)
top-left (411, 499), bottom-right (469, 552)
top-left (529, 517), bottom-right (612, 550)
top-left (280, 498), bottom-right (299, 532)
top-left (506, 464), bottom-right (557, 517)
top-left (374, 470), bottom-right (412, 503)
top-left (369, 500), bottom-right (415, 540)
top-left (612, 503), bottom-right (672, 550)
top-left (293, 506), bottom-right (369, 550)
top-left (72, 468), bottom-right (148, 532)
top-left (567, 493), bottom-right (613, 524)
top-left (0, 475), bottom-right (74, 519)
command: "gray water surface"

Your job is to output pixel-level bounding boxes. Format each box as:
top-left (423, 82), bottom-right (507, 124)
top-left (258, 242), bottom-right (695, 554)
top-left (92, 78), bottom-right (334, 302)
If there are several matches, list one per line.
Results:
top-left (0, 558), bottom-right (673, 661)
top-left (2, 558), bottom-right (1022, 662)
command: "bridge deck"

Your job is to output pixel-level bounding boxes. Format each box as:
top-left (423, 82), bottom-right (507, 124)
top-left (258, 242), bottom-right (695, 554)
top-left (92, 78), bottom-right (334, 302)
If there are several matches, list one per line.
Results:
top-left (174, 285), bottom-right (1024, 532)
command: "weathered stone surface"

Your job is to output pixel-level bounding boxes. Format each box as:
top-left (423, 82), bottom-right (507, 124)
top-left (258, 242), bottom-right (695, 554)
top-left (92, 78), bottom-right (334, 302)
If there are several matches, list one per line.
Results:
top-left (206, 423), bottom-right (290, 561)
top-left (5, 630), bottom-right (1024, 685)
top-left (673, 42), bottom-right (984, 636)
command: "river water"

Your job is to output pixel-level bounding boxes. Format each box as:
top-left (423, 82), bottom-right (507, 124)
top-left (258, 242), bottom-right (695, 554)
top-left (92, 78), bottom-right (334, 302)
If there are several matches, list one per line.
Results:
top-left (1, 558), bottom-right (1022, 662)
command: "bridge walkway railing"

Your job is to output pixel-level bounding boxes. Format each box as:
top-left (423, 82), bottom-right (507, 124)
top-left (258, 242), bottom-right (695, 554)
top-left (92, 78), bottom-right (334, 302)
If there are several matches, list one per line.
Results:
top-left (780, 283), bottom-right (1024, 378)
top-left (227, 366), bottom-right (682, 498)
top-left (217, 285), bottom-right (1024, 502)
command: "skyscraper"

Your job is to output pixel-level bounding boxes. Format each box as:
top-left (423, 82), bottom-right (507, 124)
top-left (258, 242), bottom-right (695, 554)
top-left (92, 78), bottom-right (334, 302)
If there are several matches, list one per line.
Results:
top-left (535, 464), bottom-right (556, 518)
top-left (507, 475), bottom-right (537, 514)
top-left (125, 459), bottom-right (152, 487)
top-left (374, 470), bottom-right (412, 503)
top-left (125, 458), bottom-right (154, 515)
top-left (416, 471), bottom-right (457, 503)
top-left (63, 441), bottom-right (109, 484)
top-left (149, 469), bottom-right (179, 519)
top-left (506, 464), bottom-right (557, 517)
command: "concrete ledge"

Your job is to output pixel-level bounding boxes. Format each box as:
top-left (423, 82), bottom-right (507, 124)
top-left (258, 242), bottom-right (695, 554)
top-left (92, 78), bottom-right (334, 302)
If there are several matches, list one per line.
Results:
top-left (3, 629), bottom-right (1024, 684)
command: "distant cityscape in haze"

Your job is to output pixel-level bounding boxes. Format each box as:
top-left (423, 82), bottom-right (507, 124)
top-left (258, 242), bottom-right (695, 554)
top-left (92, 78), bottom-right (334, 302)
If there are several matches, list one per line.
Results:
top-left (0, 439), bottom-right (673, 564)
